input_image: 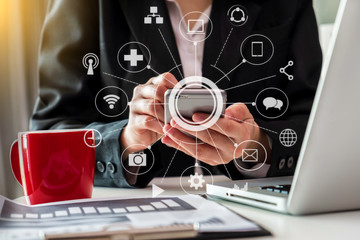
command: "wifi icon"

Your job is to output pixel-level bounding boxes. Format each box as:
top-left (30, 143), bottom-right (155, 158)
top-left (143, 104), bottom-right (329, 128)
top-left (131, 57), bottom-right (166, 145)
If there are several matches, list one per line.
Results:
top-left (103, 94), bottom-right (120, 109)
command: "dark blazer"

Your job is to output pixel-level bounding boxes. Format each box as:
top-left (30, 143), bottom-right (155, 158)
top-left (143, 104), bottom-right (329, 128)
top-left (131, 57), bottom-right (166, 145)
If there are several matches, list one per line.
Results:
top-left (31, 0), bottom-right (322, 188)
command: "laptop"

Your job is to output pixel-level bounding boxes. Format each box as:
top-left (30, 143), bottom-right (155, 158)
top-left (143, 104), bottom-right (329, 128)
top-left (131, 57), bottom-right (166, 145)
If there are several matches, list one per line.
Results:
top-left (206, 0), bottom-right (360, 215)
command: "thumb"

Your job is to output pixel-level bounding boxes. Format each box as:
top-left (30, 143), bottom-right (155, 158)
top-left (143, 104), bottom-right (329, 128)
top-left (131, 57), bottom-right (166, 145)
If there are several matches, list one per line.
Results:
top-left (225, 103), bottom-right (253, 122)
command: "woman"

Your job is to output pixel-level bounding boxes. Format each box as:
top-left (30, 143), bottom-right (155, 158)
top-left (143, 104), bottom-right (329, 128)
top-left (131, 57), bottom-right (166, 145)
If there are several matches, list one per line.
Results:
top-left (31, 0), bottom-right (322, 188)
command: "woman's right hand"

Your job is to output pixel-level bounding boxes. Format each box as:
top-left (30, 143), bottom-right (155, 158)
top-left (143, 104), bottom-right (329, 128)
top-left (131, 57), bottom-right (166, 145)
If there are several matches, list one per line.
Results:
top-left (120, 72), bottom-right (178, 159)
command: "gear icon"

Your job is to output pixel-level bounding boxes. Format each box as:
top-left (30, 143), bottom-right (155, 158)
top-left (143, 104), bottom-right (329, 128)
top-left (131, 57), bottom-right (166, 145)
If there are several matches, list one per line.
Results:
top-left (188, 173), bottom-right (206, 190)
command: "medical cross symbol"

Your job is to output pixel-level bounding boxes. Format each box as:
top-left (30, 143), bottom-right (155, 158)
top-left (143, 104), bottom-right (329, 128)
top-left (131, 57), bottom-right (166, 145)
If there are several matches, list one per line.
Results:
top-left (124, 49), bottom-right (144, 67)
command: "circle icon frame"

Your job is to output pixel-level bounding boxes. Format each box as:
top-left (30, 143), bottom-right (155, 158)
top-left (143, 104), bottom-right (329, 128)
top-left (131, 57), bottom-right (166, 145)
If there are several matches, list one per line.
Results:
top-left (95, 86), bottom-right (129, 118)
top-left (227, 5), bottom-right (248, 27)
top-left (117, 42), bottom-right (151, 73)
top-left (84, 129), bottom-right (102, 148)
top-left (168, 77), bottom-right (225, 132)
top-left (180, 165), bottom-right (214, 195)
top-left (240, 34), bottom-right (274, 66)
top-left (120, 144), bottom-right (155, 176)
top-left (233, 140), bottom-right (267, 172)
top-left (178, 11), bottom-right (213, 43)
top-left (254, 87), bottom-right (289, 119)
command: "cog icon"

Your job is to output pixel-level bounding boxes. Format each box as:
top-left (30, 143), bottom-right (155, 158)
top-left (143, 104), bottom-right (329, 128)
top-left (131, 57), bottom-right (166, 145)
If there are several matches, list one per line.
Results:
top-left (188, 172), bottom-right (205, 190)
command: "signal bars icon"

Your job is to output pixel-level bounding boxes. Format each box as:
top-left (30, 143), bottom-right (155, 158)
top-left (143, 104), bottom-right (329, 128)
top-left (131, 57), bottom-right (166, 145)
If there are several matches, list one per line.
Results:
top-left (103, 94), bottom-right (120, 109)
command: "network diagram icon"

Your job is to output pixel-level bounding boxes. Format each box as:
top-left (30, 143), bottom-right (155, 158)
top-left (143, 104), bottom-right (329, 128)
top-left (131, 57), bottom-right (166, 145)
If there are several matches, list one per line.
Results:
top-left (144, 6), bottom-right (163, 24)
top-left (188, 172), bottom-right (205, 190)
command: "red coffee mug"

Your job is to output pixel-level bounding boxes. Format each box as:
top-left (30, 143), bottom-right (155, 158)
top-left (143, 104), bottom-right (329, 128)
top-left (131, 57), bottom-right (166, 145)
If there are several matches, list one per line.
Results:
top-left (10, 129), bottom-right (96, 205)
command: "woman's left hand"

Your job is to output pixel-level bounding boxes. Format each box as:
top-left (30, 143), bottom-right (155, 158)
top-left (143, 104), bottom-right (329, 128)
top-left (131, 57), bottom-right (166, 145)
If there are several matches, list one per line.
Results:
top-left (162, 103), bottom-right (271, 166)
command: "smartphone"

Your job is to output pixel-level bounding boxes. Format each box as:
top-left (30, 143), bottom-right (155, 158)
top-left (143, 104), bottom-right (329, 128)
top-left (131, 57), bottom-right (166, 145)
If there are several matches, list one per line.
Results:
top-left (164, 89), bottom-right (227, 125)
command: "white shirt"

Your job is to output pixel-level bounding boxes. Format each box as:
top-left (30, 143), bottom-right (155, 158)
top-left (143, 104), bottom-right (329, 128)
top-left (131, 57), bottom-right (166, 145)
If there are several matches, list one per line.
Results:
top-left (166, 0), bottom-right (211, 78)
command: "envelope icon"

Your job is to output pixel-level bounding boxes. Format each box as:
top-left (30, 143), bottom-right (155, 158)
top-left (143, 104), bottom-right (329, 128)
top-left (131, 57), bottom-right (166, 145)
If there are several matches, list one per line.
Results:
top-left (242, 149), bottom-right (258, 162)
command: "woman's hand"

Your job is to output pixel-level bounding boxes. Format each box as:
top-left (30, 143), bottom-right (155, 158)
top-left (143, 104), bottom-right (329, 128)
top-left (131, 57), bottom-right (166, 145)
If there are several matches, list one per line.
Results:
top-left (120, 73), bottom-right (178, 159)
top-left (162, 103), bottom-right (271, 166)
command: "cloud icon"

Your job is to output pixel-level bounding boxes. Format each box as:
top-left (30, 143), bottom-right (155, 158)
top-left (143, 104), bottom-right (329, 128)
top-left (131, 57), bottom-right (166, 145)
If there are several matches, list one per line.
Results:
top-left (263, 97), bottom-right (283, 110)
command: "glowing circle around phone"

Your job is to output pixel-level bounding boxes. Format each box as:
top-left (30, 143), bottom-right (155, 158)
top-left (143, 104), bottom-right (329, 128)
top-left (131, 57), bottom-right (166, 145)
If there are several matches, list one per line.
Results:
top-left (175, 82), bottom-right (217, 126)
top-left (168, 77), bottom-right (225, 132)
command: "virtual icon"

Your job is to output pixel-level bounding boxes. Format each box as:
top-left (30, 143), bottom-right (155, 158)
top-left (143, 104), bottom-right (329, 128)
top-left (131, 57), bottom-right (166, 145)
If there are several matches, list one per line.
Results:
top-left (144, 6), bottom-right (163, 24)
top-left (254, 87), bottom-right (289, 119)
top-left (227, 5), bottom-right (248, 27)
top-left (187, 19), bottom-right (205, 34)
top-left (188, 172), bottom-right (205, 190)
top-left (129, 152), bottom-right (147, 167)
top-left (124, 49), bottom-right (144, 67)
top-left (279, 129), bottom-right (297, 147)
top-left (84, 129), bottom-right (102, 148)
top-left (234, 182), bottom-right (248, 191)
top-left (179, 11), bottom-right (213, 43)
top-left (280, 60), bottom-right (294, 80)
top-left (240, 34), bottom-right (274, 65)
top-left (251, 41), bottom-right (263, 57)
top-left (82, 53), bottom-right (99, 75)
top-left (117, 42), bottom-right (151, 73)
top-left (103, 94), bottom-right (120, 109)
top-left (242, 149), bottom-right (258, 162)
top-left (263, 97), bottom-right (283, 110)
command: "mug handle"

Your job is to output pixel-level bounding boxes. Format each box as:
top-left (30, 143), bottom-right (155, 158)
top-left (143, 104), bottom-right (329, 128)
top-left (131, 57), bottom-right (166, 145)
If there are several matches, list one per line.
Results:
top-left (10, 140), bottom-right (22, 186)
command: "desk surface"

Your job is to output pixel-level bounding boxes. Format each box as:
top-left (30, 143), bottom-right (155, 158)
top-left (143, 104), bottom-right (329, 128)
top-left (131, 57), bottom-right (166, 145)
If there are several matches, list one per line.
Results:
top-left (15, 176), bottom-right (360, 239)
top-left (92, 176), bottom-right (360, 240)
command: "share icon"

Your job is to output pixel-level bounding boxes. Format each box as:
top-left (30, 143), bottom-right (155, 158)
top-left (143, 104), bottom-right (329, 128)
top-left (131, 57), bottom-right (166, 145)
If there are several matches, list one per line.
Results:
top-left (280, 60), bottom-right (294, 80)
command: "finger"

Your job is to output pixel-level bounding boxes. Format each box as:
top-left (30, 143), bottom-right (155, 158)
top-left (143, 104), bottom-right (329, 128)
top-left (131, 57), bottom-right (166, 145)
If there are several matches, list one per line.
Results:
top-left (224, 103), bottom-right (253, 122)
top-left (163, 124), bottom-right (197, 145)
top-left (170, 119), bottom-right (234, 150)
top-left (192, 112), bottom-right (248, 139)
top-left (133, 115), bottom-right (164, 135)
top-left (132, 84), bottom-right (167, 103)
top-left (151, 72), bottom-right (178, 89)
top-left (130, 99), bottom-right (165, 122)
top-left (163, 125), bottom-right (221, 165)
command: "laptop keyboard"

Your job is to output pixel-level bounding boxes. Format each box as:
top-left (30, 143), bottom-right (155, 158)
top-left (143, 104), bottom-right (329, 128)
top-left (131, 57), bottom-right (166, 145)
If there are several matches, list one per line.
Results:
top-left (259, 184), bottom-right (291, 195)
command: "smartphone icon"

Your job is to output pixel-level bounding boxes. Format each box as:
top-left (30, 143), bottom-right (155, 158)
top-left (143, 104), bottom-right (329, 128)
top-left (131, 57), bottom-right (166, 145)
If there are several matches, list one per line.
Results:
top-left (251, 41), bottom-right (263, 57)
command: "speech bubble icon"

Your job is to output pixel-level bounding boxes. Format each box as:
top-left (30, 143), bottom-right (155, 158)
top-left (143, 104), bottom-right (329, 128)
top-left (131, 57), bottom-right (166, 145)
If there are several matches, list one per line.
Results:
top-left (274, 100), bottom-right (283, 110)
top-left (263, 97), bottom-right (277, 110)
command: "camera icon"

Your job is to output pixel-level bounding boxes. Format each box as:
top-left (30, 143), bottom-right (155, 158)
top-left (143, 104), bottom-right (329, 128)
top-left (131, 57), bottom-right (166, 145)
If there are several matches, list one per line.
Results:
top-left (129, 152), bottom-right (147, 167)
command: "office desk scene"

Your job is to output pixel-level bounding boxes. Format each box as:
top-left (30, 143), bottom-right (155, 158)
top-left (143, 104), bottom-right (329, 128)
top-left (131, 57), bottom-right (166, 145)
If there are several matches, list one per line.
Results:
top-left (1, 0), bottom-right (359, 239)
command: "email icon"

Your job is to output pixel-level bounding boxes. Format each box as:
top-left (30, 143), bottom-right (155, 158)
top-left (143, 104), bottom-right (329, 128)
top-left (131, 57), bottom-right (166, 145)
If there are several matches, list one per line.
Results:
top-left (242, 149), bottom-right (258, 162)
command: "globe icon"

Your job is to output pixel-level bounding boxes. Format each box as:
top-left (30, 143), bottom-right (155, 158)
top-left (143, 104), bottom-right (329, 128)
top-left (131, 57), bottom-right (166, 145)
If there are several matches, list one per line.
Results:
top-left (279, 129), bottom-right (297, 147)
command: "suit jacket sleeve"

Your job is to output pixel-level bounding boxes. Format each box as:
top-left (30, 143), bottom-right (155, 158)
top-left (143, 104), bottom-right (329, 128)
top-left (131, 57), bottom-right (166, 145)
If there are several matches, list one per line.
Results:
top-left (30, 0), bottom-right (136, 188)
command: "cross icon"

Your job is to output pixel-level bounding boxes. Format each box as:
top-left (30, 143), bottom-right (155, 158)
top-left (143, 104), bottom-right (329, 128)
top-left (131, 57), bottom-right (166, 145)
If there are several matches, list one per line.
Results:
top-left (124, 49), bottom-right (144, 67)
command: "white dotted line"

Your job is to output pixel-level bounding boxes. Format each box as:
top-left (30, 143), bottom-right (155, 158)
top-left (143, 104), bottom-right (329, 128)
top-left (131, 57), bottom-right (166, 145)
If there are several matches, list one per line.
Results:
top-left (214, 27), bottom-right (234, 66)
top-left (102, 72), bottom-right (140, 85)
